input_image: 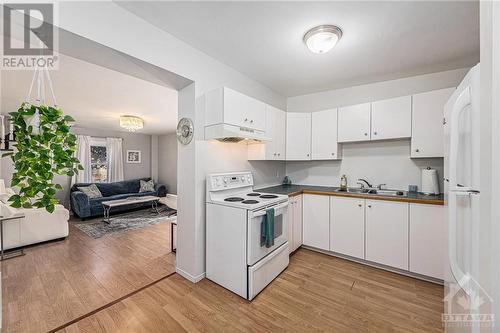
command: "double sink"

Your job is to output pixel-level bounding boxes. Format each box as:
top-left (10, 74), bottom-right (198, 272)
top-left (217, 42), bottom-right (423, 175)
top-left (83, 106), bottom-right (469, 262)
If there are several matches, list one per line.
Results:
top-left (335, 188), bottom-right (405, 197)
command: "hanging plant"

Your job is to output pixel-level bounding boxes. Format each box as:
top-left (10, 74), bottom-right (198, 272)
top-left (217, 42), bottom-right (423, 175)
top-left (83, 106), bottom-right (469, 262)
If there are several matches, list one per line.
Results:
top-left (2, 102), bottom-right (82, 213)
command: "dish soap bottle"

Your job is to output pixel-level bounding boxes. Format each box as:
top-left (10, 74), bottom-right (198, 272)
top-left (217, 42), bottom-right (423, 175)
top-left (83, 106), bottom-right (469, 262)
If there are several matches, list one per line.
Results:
top-left (340, 174), bottom-right (348, 191)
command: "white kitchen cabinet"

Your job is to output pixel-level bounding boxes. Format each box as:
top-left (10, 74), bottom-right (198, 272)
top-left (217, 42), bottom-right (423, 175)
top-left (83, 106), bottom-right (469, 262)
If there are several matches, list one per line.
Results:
top-left (247, 105), bottom-right (286, 160)
top-left (286, 113), bottom-right (311, 160)
top-left (337, 103), bottom-right (371, 142)
top-left (409, 204), bottom-right (445, 279)
top-left (371, 95), bottom-right (412, 140)
top-left (311, 109), bottom-right (341, 160)
top-left (287, 195), bottom-right (303, 253)
top-left (365, 200), bottom-right (409, 270)
top-left (205, 87), bottom-right (266, 131)
top-left (330, 196), bottom-right (365, 259)
top-left (411, 87), bottom-right (455, 158)
top-left (303, 194), bottom-right (329, 250)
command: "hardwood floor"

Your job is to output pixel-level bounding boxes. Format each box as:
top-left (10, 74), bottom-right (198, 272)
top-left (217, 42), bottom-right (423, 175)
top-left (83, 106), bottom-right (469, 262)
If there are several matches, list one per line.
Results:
top-left (2, 215), bottom-right (176, 333)
top-left (60, 249), bottom-right (444, 333)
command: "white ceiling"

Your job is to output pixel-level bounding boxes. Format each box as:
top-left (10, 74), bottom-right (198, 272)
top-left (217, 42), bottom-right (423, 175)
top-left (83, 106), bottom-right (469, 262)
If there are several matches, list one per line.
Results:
top-left (118, 1), bottom-right (479, 97)
top-left (1, 53), bottom-right (178, 135)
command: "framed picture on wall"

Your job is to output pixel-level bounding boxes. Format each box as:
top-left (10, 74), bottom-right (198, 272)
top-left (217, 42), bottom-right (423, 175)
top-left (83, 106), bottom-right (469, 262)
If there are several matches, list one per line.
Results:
top-left (126, 150), bottom-right (141, 164)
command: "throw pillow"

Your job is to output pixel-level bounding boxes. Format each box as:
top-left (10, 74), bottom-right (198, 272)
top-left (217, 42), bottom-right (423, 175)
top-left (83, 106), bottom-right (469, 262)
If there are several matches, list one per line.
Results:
top-left (77, 184), bottom-right (103, 199)
top-left (139, 179), bottom-right (155, 193)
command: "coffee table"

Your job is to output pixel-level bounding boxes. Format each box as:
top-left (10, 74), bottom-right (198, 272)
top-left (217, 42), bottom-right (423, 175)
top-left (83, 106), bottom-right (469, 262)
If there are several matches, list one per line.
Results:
top-left (102, 195), bottom-right (160, 224)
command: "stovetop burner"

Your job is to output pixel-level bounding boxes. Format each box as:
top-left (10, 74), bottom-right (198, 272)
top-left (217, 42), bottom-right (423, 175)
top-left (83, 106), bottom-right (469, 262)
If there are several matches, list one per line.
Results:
top-left (260, 194), bottom-right (278, 199)
top-left (247, 193), bottom-right (261, 197)
top-left (242, 200), bottom-right (259, 204)
top-left (224, 197), bottom-right (244, 202)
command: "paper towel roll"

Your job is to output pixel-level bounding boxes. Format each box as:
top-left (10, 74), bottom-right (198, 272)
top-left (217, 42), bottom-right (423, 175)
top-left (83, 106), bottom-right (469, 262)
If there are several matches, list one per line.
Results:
top-left (421, 168), bottom-right (440, 195)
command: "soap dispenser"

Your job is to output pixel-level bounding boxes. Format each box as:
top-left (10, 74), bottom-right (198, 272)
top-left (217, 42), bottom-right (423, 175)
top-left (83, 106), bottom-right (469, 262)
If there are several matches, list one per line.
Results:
top-left (340, 174), bottom-right (348, 192)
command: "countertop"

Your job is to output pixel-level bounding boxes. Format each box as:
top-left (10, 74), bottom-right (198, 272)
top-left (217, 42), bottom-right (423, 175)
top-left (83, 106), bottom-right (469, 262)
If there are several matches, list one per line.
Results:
top-left (257, 184), bottom-right (444, 205)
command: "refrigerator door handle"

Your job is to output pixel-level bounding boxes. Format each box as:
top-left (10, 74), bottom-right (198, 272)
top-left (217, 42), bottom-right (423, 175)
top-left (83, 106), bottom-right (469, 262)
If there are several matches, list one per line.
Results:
top-left (448, 192), bottom-right (473, 296)
top-left (448, 86), bottom-right (471, 189)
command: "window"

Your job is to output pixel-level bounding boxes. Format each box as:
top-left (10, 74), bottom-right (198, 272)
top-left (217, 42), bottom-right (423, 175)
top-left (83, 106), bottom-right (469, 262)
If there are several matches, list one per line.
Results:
top-left (90, 138), bottom-right (107, 183)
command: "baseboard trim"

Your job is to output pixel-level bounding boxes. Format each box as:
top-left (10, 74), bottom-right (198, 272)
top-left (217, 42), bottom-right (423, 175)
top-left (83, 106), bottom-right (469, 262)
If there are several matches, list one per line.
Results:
top-left (175, 267), bottom-right (205, 283)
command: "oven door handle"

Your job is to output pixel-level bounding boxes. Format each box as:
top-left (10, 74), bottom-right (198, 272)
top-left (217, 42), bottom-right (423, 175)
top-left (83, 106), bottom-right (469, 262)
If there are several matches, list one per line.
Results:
top-left (251, 201), bottom-right (288, 218)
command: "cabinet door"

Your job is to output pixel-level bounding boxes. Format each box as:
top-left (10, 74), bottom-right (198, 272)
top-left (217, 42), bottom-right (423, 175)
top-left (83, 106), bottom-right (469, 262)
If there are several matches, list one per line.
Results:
top-left (330, 197), bottom-right (365, 259)
top-left (286, 113), bottom-right (311, 160)
top-left (264, 105), bottom-right (277, 159)
top-left (411, 88), bottom-right (455, 158)
top-left (274, 108), bottom-right (286, 160)
top-left (303, 194), bottom-right (329, 250)
top-left (409, 204), bottom-right (445, 279)
top-left (365, 200), bottom-right (409, 270)
top-left (337, 103), bottom-right (371, 142)
top-left (371, 95), bottom-right (412, 140)
top-left (224, 88), bottom-right (266, 130)
top-left (312, 109), bottom-right (341, 160)
top-left (292, 195), bottom-right (303, 251)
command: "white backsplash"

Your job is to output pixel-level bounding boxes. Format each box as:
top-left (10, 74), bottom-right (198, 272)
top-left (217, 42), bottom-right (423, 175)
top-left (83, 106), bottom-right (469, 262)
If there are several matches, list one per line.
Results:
top-left (285, 140), bottom-right (444, 192)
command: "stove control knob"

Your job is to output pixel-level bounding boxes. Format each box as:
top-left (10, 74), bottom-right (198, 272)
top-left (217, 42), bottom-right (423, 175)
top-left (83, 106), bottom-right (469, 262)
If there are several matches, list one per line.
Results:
top-left (223, 177), bottom-right (228, 184)
top-left (241, 176), bottom-right (245, 182)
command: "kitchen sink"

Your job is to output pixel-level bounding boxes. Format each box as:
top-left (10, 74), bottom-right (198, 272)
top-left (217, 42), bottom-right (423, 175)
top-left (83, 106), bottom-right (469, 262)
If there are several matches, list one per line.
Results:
top-left (336, 188), bottom-right (405, 196)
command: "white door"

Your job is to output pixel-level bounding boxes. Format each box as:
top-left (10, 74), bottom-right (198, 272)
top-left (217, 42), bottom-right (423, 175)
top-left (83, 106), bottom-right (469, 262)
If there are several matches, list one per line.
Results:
top-left (312, 109), bottom-right (341, 160)
top-left (286, 113), bottom-right (311, 160)
top-left (409, 203), bottom-right (445, 279)
top-left (274, 108), bottom-right (286, 159)
top-left (337, 103), bottom-right (371, 142)
top-left (292, 194), bottom-right (303, 252)
top-left (365, 200), bottom-right (409, 270)
top-left (411, 88), bottom-right (455, 158)
top-left (330, 197), bottom-right (365, 259)
top-left (224, 88), bottom-right (266, 130)
top-left (371, 95), bottom-right (412, 140)
top-left (302, 194), bottom-right (329, 250)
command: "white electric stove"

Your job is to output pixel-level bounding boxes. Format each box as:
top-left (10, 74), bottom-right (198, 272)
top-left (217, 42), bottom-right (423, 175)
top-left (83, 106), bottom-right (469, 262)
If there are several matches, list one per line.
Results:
top-left (206, 171), bottom-right (289, 300)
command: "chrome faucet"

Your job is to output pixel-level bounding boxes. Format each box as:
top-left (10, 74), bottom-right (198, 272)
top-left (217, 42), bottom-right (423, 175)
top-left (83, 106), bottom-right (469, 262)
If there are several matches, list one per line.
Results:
top-left (357, 178), bottom-right (373, 189)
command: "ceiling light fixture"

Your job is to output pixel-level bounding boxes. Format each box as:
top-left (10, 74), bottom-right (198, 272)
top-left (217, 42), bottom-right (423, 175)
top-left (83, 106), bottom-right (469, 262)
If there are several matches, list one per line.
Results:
top-left (303, 25), bottom-right (342, 54)
top-left (120, 115), bottom-right (144, 132)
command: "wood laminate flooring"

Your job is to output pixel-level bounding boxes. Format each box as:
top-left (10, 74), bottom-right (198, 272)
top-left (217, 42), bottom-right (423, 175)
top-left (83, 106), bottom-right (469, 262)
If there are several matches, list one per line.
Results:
top-left (2, 215), bottom-right (176, 333)
top-left (60, 249), bottom-right (444, 333)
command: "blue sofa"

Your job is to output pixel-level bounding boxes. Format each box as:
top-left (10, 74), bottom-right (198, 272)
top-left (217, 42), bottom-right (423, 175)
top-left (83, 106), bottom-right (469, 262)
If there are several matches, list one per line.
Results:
top-left (70, 178), bottom-right (167, 219)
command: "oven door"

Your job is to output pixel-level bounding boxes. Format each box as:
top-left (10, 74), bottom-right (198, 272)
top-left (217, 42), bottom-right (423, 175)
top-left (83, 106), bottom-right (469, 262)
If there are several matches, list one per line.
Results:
top-left (247, 200), bottom-right (289, 266)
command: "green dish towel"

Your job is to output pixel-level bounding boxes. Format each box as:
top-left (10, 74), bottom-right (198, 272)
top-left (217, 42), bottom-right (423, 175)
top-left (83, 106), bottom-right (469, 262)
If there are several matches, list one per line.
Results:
top-left (260, 208), bottom-right (275, 248)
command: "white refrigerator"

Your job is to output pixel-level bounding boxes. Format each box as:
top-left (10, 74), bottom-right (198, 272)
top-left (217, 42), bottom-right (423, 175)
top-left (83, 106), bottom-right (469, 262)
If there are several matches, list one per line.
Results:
top-left (444, 64), bottom-right (494, 332)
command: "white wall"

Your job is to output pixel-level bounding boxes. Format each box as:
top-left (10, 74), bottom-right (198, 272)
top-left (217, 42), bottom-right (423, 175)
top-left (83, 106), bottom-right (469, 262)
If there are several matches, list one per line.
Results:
top-left (55, 1), bottom-right (286, 282)
top-left (285, 68), bottom-right (470, 192)
top-left (158, 133), bottom-right (178, 194)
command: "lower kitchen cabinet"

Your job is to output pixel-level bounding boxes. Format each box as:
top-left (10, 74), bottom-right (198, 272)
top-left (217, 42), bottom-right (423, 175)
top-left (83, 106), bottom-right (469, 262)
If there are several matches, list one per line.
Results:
top-left (365, 200), bottom-right (409, 270)
top-left (409, 203), bottom-right (445, 279)
top-left (303, 194), bottom-right (329, 250)
top-left (287, 195), bottom-right (303, 253)
top-left (330, 196), bottom-right (365, 259)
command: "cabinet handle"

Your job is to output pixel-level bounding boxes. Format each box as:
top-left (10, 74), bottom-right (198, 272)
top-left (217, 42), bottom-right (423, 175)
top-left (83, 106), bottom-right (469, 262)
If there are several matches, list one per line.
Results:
top-left (364, 133), bottom-right (368, 136)
top-left (278, 153), bottom-right (280, 156)
top-left (274, 153), bottom-right (277, 156)
top-left (250, 120), bottom-right (254, 123)
top-left (358, 204), bottom-right (362, 207)
top-left (368, 205), bottom-right (372, 208)
top-left (306, 154), bottom-right (310, 157)
top-left (244, 118), bottom-right (248, 122)
top-left (331, 152), bottom-right (335, 156)
top-left (415, 148), bottom-right (420, 152)
top-left (374, 132), bottom-right (377, 135)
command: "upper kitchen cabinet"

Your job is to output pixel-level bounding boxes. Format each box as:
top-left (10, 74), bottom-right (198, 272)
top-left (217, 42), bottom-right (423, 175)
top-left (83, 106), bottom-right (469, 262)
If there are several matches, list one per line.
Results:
top-left (411, 87), bottom-right (455, 158)
top-left (248, 105), bottom-right (286, 160)
top-left (337, 103), bottom-right (371, 142)
top-left (205, 87), bottom-right (266, 131)
top-left (371, 95), bottom-right (412, 140)
top-left (311, 109), bottom-right (342, 160)
top-left (286, 113), bottom-right (311, 160)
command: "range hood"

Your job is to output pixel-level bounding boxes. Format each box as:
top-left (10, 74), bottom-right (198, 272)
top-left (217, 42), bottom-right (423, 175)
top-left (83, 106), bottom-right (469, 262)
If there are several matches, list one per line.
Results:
top-left (205, 123), bottom-right (270, 143)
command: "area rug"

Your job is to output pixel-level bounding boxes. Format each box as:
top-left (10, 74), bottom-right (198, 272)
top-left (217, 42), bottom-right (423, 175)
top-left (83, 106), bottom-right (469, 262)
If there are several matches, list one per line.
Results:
top-left (74, 208), bottom-right (177, 239)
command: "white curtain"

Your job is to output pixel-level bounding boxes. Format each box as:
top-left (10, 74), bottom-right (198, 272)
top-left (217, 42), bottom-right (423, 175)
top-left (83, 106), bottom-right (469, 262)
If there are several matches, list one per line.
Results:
top-left (72, 135), bottom-right (91, 185)
top-left (106, 137), bottom-right (124, 182)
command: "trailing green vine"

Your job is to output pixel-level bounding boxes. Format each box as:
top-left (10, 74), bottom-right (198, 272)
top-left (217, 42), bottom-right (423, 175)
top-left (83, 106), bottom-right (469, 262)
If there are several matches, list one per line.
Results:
top-left (2, 103), bottom-right (82, 213)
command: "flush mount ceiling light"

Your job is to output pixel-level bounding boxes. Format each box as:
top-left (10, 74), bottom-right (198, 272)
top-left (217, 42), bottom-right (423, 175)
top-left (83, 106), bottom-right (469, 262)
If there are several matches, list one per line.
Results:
top-left (120, 115), bottom-right (144, 132)
top-left (303, 25), bottom-right (343, 54)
